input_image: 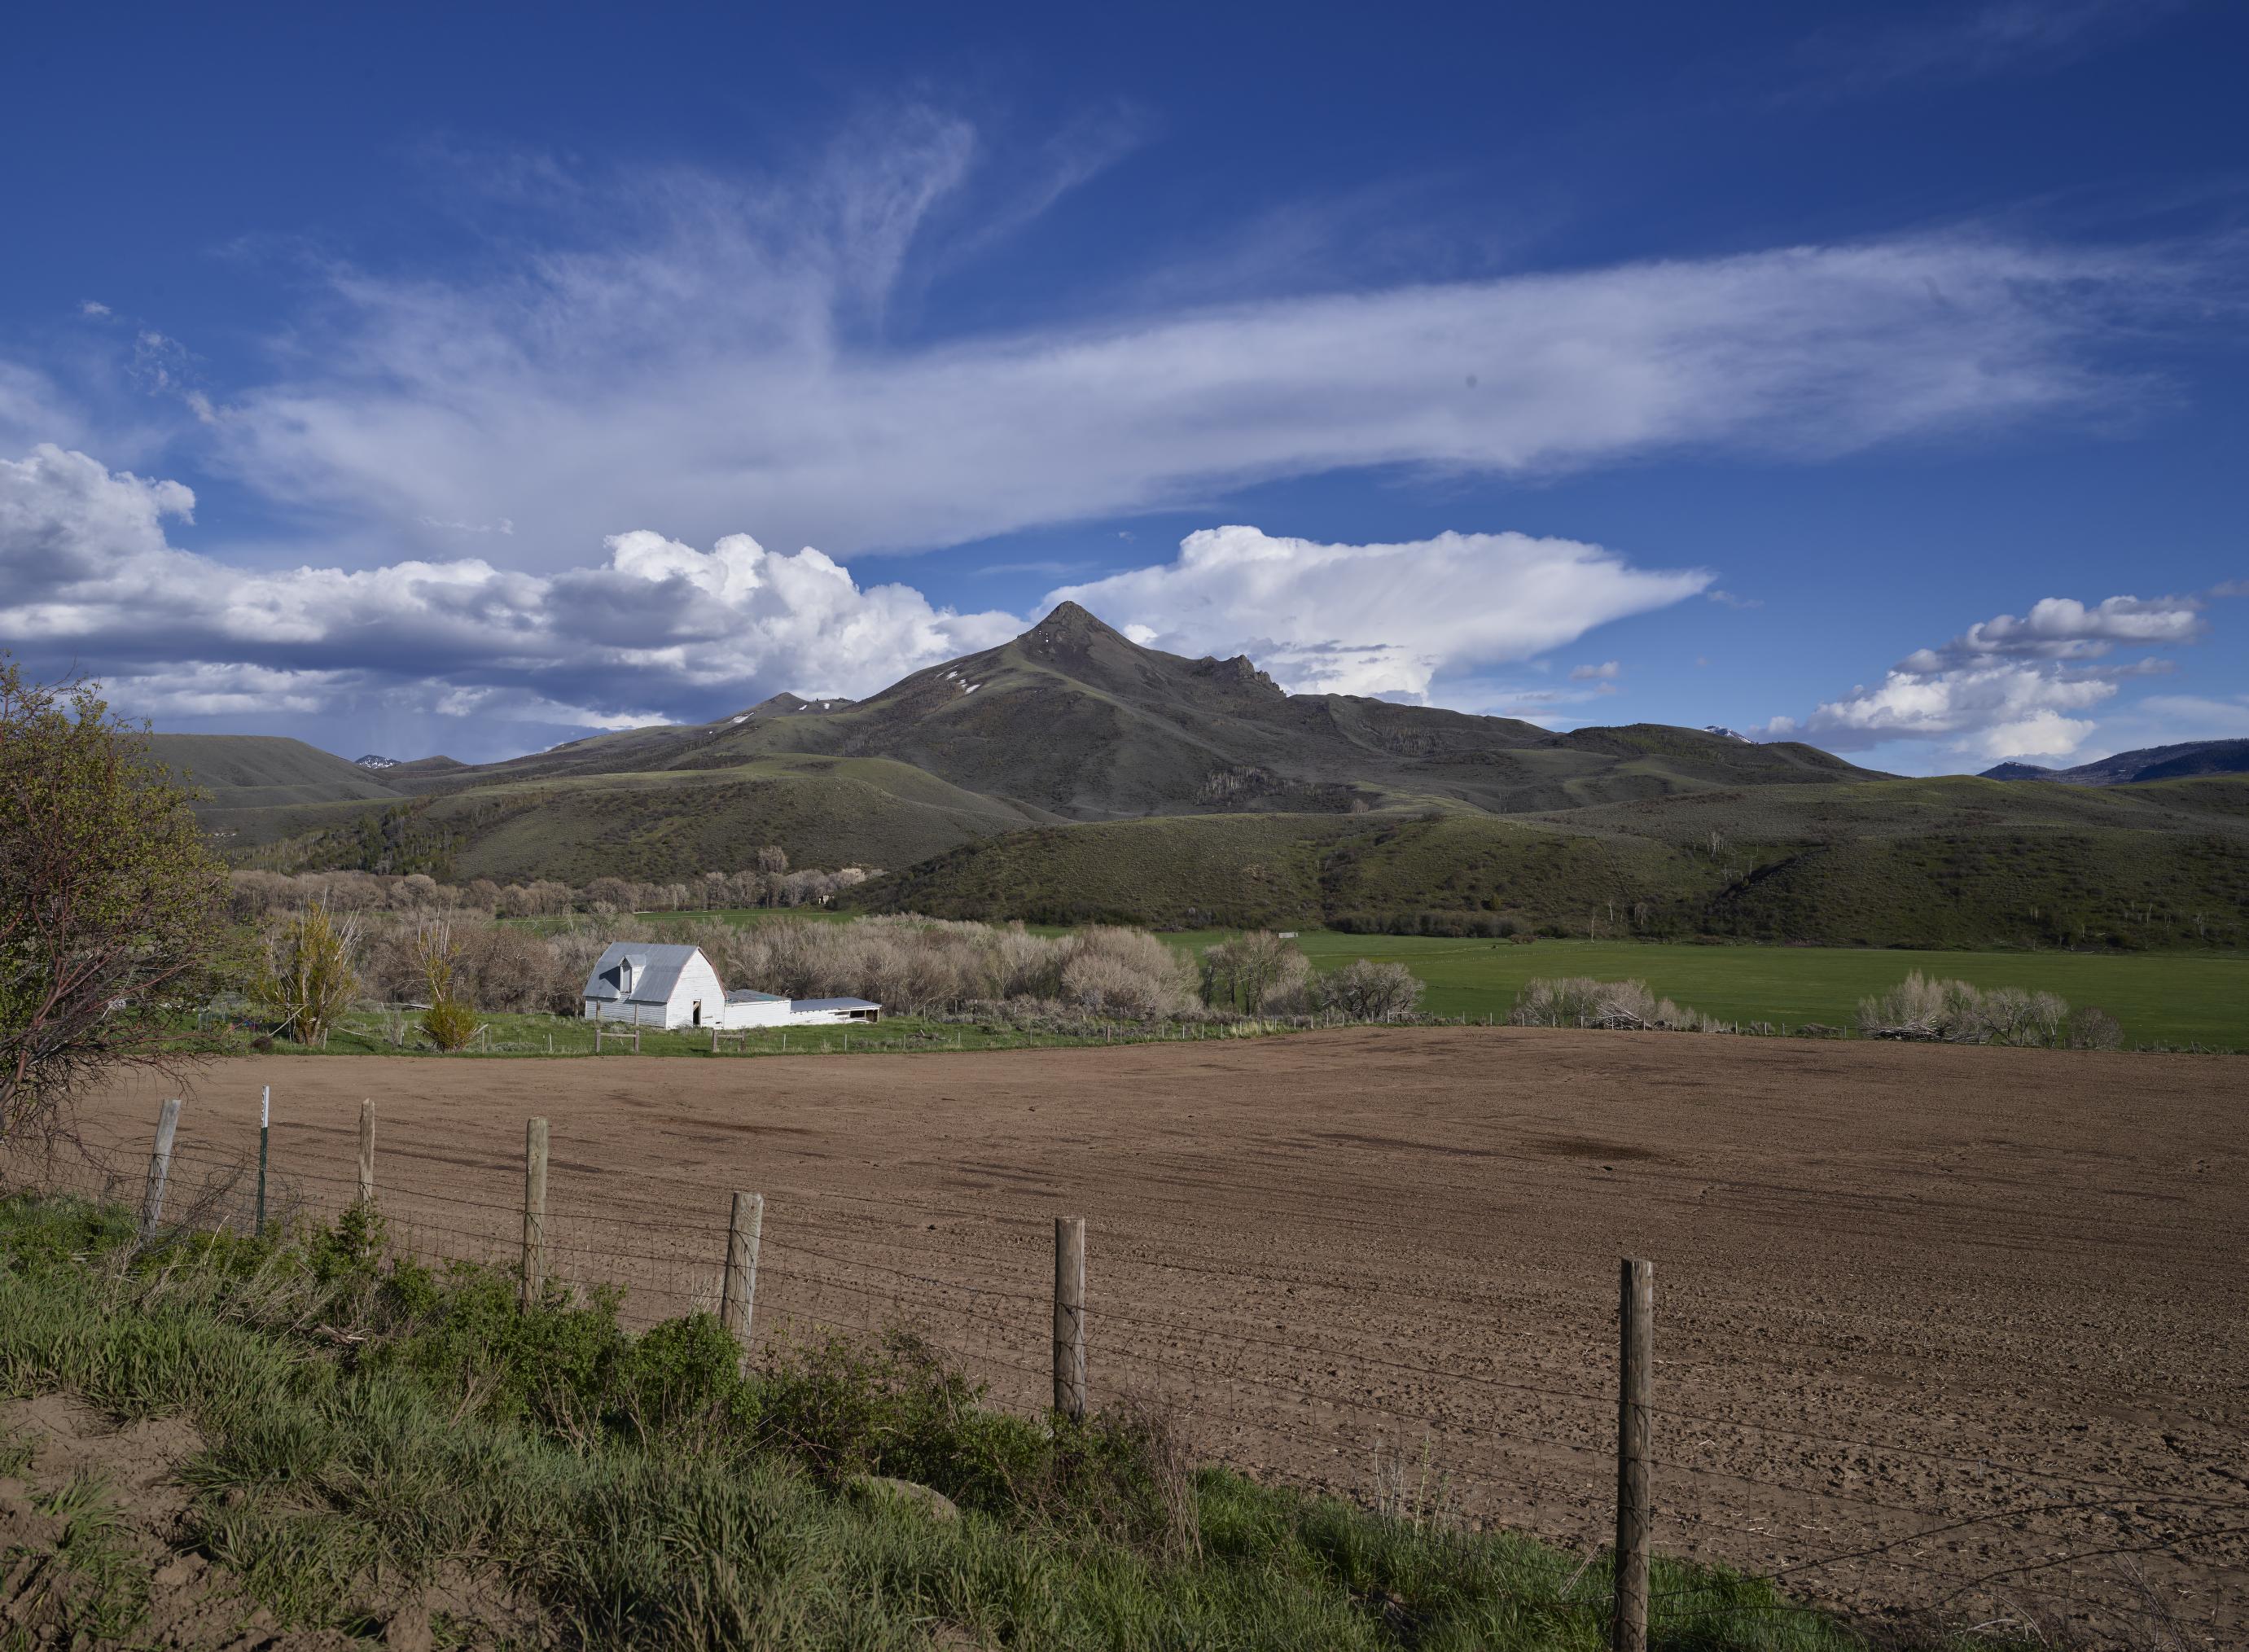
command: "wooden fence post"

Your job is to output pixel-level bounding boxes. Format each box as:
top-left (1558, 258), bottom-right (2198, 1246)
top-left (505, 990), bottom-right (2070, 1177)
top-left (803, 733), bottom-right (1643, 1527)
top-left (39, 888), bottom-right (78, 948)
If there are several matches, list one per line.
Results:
top-left (356, 1098), bottom-right (375, 1204)
top-left (720, 1193), bottom-right (764, 1363)
top-left (1053, 1216), bottom-right (1086, 1421)
top-left (139, 1098), bottom-right (182, 1242)
top-left (1613, 1258), bottom-right (1654, 1652)
top-left (521, 1118), bottom-right (550, 1306)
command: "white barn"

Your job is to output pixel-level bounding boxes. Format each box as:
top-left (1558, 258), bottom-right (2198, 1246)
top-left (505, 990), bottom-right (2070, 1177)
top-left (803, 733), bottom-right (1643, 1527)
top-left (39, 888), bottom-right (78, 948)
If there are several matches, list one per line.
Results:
top-left (580, 942), bottom-right (880, 1029)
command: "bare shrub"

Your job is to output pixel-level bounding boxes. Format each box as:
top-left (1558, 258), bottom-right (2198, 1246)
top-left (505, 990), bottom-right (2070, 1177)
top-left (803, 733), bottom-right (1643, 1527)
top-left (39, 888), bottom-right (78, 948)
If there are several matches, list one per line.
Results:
top-left (541, 927), bottom-right (612, 1016)
top-left (1858, 972), bottom-right (2104, 1048)
top-left (1857, 972), bottom-right (1984, 1041)
top-left (2064, 1006), bottom-right (2124, 1049)
top-left (1059, 927), bottom-right (1195, 1019)
top-left (1976, 986), bottom-right (2070, 1047)
top-left (1199, 931), bottom-right (1306, 1013)
top-left (357, 923), bottom-right (425, 1005)
top-left (458, 922), bottom-right (554, 1013)
top-left (1317, 959), bottom-right (1426, 1021)
top-left (1509, 977), bottom-right (1713, 1032)
top-left (373, 1004), bottom-right (411, 1049)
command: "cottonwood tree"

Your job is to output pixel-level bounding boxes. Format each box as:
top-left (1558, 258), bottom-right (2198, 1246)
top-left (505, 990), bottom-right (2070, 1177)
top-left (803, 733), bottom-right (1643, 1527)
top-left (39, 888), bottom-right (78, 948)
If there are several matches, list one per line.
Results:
top-left (252, 899), bottom-right (362, 1048)
top-left (1316, 958), bottom-right (1425, 1022)
top-left (413, 918), bottom-right (477, 1052)
top-left (1199, 931), bottom-right (1303, 1011)
top-left (0, 659), bottom-right (227, 1137)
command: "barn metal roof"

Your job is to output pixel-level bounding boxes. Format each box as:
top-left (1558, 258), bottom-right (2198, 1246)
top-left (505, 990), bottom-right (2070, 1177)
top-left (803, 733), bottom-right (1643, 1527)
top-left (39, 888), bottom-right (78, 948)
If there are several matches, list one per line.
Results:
top-left (789, 997), bottom-right (881, 1012)
top-left (582, 941), bottom-right (704, 1005)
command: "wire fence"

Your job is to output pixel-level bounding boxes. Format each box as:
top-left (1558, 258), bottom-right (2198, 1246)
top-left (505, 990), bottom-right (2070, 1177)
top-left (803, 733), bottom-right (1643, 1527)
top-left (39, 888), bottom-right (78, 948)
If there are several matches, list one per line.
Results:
top-left (4, 1092), bottom-right (2242, 1652)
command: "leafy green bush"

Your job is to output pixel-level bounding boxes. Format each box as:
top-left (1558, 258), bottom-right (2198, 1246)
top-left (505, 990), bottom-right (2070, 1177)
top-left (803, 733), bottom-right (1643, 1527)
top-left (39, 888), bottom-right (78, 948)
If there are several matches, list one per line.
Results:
top-left (419, 995), bottom-right (479, 1051)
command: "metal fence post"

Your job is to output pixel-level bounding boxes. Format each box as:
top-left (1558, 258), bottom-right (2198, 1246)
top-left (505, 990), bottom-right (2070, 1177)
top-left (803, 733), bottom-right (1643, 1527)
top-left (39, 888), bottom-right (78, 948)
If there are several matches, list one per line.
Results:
top-left (255, 1085), bottom-right (270, 1234)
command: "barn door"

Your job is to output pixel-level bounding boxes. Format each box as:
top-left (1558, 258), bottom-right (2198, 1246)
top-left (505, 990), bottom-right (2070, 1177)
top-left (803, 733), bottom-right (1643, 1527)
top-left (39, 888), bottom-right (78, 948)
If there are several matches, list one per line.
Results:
top-left (693, 1001), bottom-right (704, 1027)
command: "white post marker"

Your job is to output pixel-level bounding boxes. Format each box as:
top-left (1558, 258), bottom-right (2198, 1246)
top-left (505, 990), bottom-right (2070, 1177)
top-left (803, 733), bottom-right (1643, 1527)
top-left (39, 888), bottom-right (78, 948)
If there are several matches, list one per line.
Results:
top-left (256, 1085), bottom-right (270, 1232)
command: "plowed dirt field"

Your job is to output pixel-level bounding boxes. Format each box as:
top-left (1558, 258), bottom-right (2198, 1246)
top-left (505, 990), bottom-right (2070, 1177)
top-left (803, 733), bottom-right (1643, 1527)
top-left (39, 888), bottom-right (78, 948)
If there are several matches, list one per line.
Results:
top-left (57, 1029), bottom-right (2249, 1645)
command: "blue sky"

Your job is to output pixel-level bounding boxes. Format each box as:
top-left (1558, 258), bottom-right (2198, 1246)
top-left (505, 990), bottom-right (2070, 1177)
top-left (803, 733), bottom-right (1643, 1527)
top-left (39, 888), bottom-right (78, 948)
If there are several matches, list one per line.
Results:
top-left (2, 0), bottom-right (2244, 772)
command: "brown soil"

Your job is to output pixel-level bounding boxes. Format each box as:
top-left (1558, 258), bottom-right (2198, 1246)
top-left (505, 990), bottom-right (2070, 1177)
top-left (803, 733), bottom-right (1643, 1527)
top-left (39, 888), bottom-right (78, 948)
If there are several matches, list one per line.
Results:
top-left (58, 1028), bottom-right (2249, 1645)
top-left (0, 1396), bottom-right (357, 1651)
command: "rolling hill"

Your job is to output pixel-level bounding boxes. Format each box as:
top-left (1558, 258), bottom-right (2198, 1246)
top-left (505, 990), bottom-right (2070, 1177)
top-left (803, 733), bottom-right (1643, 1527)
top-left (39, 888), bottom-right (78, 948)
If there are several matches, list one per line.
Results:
top-left (151, 604), bottom-right (2249, 947)
top-left (144, 734), bottom-right (406, 810)
top-left (1982, 739), bottom-right (2249, 785)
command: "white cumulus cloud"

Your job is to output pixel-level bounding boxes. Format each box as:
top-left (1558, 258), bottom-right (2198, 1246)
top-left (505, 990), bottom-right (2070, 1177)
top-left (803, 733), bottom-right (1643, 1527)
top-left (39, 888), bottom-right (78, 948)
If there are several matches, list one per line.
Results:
top-left (1795, 664), bottom-right (2118, 760)
top-left (1779, 589), bottom-right (2216, 762)
top-left (2, 446), bottom-right (1713, 741)
top-left (1900, 594), bottom-right (2204, 670)
top-left (0, 444), bottom-right (1020, 731)
top-left (1046, 525), bottom-right (1708, 701)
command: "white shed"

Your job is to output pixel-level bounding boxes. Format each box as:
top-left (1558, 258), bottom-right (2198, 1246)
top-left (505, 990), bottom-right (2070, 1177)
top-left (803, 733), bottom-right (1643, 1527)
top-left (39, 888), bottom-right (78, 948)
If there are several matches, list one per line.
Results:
top-left (581, 942), bottom-right (882, 1029)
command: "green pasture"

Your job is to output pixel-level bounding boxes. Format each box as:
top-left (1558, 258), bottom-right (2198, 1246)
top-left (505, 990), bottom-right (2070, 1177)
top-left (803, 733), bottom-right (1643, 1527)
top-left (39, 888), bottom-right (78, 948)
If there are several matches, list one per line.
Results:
top-left (208, 1007), bottom-right (1275, 1061)
top-left (1164, 932), bottom-right (2247, 1049)
top-left (502, 912), bottom-right (2245, 1049)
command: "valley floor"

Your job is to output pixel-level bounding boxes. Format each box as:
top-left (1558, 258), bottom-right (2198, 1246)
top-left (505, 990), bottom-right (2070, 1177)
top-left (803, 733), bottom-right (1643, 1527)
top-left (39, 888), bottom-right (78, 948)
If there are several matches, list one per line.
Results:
top-left (59, 1031), bottom-right (2249, 1647)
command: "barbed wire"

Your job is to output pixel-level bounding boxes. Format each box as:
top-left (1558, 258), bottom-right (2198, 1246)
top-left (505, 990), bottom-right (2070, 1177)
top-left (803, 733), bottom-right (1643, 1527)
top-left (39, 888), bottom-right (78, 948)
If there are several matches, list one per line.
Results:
top-left (8, 1123), bottom-right (2238, 1645)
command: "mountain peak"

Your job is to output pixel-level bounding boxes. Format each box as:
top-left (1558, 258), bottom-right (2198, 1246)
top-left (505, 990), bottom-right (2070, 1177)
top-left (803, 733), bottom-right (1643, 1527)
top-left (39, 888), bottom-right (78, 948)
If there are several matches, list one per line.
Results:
top-left (1025, 601), bottom-right (1123, 643)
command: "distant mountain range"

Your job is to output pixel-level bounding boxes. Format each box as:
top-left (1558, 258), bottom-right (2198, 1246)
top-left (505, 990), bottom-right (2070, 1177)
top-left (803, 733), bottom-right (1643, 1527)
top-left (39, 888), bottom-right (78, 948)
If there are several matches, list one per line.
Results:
top-left (1981, 740), bottom-right (2249, 786)
top-left (144, 603), bottom-right (2249, 948)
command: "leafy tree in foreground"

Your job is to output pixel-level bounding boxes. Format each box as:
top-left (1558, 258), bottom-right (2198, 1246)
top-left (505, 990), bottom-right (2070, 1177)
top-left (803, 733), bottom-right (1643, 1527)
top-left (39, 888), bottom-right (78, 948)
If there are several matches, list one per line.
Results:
top-left (0, 659), bottom-right (226, 1137)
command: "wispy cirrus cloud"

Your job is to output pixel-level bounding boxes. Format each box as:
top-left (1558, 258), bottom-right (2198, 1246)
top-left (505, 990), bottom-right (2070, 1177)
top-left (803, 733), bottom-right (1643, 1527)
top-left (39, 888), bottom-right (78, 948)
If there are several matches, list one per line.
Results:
top-left (85, 110), bottom-right (2207, 576)
top-left (1797, 0), bottom-right (2188, 96)
top-left (3, 111), bottom-right (2238, 759)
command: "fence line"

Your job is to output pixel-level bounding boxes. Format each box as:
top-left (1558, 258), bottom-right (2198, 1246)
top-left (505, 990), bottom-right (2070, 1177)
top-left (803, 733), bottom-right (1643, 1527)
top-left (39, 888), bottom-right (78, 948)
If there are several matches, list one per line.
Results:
top-left (3, 1098), bottom-right (2239, 1649)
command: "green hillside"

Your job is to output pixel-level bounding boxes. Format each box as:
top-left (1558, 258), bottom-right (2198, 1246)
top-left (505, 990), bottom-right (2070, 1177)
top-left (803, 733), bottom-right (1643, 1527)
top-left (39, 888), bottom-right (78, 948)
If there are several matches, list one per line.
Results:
top-left (151, 605), bottom-right (2249, 949)
top-left (856, 784), bottom-right (2249, 948)
top-left (145, 733), bottom-right (401, 809)
top-left (225, 754), bottom-right (1054, 881)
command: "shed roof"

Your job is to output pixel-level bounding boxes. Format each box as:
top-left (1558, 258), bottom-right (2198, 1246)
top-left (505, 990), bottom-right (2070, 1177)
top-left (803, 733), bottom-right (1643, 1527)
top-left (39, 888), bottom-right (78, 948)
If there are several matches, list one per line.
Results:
top-left (791, 997), bottom-right (881, 1013)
